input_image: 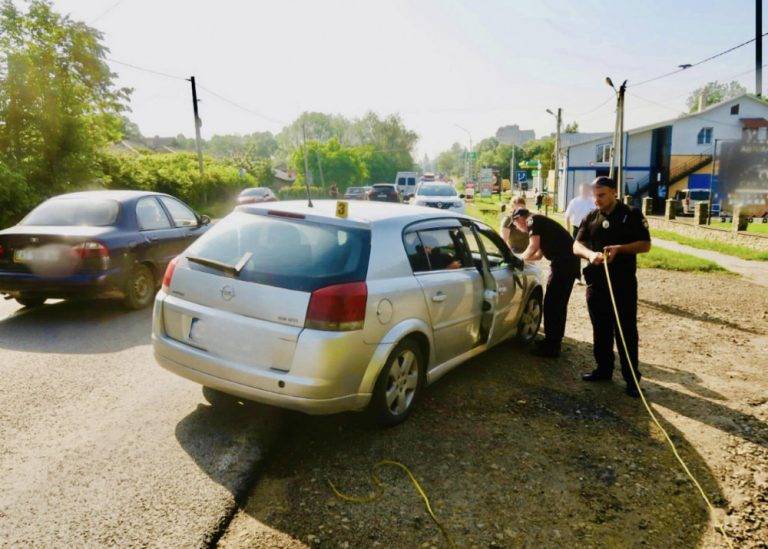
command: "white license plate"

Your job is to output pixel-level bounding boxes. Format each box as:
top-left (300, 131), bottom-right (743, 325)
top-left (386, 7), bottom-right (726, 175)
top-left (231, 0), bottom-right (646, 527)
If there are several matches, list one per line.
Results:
top-left (13, 248), bottom-right (61, 263)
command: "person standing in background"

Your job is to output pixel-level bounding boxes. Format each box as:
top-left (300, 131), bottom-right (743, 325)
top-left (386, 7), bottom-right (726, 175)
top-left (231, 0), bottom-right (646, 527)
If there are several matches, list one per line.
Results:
top-left (564, 183), bottom-right (596, 284)
top-left (501, 195), bottom-right (529, 253)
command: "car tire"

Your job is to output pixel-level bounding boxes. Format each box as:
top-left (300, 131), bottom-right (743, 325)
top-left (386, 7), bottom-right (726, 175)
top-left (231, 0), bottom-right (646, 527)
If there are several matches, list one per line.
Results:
top-left (369, 338), bottom-right (425, 427)
top-left (15, 294), bottom-right (46, 308)
top-left (123, 263), bottom-right (156, 310)
top-left (202, 386), bottom-right (244, 408)
top-left (516, 291), bottom-right (542, 345)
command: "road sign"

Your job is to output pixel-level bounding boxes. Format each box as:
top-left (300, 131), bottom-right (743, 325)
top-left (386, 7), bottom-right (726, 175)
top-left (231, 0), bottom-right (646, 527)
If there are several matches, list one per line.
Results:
top-left (516, 172), bottom-right (528, 182)
top-left (479, 168), bottom-right (494, 197)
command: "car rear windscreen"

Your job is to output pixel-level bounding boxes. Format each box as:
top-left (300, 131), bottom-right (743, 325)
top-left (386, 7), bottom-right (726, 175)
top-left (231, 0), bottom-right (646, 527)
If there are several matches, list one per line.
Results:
top-left (185, 212), bottom-right (371, 292)
top-left (21, 198), bottom-right (119, 226)
top-left (418, 185), bottom-right (456, 197)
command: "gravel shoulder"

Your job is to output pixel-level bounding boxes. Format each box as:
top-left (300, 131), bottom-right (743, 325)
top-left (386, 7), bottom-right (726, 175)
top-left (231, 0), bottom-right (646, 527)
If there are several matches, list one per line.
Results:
top-left (221, 269), bottom-right (768, 548)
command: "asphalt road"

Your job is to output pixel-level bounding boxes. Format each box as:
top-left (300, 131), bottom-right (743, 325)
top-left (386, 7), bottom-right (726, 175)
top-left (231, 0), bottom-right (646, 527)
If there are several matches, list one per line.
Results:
top-left (0, 297), bottom-right (281, 546)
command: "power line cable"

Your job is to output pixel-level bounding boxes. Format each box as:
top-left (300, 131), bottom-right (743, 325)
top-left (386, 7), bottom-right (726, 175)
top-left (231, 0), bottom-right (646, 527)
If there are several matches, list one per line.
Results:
top-left (196, 84), bottom-right (286, 126)
top-left (630, 32), bottom-right (768, 87)
top-left (90, 0), bottom-right (125, 24)
top-left (107, 57), bottom-right (187, 81)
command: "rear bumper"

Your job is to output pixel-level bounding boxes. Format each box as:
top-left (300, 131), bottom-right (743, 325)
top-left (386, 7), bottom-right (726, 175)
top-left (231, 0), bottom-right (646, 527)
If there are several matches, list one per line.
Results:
top-left (0, 268), bottom-right (124, 297)
top-left (153, 337), bottom-right (370, 414)
top-left (151, 292), bottom-right (381, 414)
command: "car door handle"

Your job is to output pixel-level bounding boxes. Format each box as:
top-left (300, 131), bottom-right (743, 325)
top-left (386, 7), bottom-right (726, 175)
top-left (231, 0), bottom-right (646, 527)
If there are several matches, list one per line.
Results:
top-left (431, 291), bottom-right (447, 303)
top-left (146, 236), bottom-right (159, 243)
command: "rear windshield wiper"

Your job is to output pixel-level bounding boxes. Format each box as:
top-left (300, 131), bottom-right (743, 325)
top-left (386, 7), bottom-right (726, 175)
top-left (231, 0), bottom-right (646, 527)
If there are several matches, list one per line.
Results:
top-left (187, 252), bottom-right (253, 276)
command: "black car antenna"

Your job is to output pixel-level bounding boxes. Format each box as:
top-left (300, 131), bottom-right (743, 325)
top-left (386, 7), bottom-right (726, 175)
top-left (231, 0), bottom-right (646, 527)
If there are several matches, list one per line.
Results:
top-left (301, 120), bottom-right (313, 208)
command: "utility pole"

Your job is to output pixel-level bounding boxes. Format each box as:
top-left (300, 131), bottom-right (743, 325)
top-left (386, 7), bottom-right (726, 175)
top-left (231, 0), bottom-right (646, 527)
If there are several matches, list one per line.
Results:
top-left (547, 108), bottom-right (562, 210)
top-left (301, 122), bottom-right (313, 207)
top-left (511, 146), bottom-right (516, 194)
top-left (606, 78), bottom-right (627, 200)
top-left (187, 77), bottom-right (204, 178)
top-left (758, 0), bottom-right (763, 97)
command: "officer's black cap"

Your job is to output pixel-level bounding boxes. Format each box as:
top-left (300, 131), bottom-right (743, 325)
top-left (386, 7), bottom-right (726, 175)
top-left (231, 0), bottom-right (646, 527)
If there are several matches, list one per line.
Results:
top-left (511, 208), bottom-right (530, 220)
top-left (592, 176), bottom-right (617, 189)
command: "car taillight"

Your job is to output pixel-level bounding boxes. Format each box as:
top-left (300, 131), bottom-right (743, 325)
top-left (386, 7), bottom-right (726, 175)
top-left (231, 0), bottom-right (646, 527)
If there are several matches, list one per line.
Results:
top-left (72, 241), bottom-right (110, 269)
top-left (162, 256), bottom-right (179, 293)
top-left (305, 282), bottom-right (367, 331)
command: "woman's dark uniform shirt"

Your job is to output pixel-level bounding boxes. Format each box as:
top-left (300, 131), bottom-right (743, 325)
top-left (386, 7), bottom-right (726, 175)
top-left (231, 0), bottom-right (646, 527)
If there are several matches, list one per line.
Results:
top-left (528, 214), bottom-right (580, 278)
top-left (575, 202), bottom-right (651, 283)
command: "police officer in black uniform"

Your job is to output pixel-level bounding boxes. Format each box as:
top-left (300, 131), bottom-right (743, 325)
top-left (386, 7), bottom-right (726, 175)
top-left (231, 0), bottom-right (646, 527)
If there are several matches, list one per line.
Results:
top-left (573, 176), bottom-right (652, 397)
top-left (510, 208), bottom-right (580, 358)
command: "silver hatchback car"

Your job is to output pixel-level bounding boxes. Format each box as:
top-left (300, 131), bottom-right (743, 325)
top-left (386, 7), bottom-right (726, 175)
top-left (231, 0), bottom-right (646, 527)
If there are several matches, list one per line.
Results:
top-left (152, 201), bottom-right (543, 425)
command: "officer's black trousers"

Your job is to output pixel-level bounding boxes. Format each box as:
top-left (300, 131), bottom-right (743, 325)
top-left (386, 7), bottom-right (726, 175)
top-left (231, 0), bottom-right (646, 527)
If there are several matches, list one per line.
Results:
top-left (585, 275), bottom-right (641, 384)
top-left (543, 265), bottom-right (576, 346)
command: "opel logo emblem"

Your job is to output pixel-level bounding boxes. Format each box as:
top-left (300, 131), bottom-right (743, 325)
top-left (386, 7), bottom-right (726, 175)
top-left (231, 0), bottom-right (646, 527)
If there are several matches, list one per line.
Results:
top-left (220, 285), bottom-right (235, 301)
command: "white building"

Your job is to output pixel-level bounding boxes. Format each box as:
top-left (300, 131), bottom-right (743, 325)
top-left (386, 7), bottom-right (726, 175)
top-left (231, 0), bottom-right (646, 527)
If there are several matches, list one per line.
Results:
top-left (556, 94), bottom-right (768, 212)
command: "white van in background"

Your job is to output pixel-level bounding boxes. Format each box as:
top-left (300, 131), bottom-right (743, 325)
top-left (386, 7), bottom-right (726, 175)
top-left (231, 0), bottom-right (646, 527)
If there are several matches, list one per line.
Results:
top-left (395, 171), bottom-right (418, 198)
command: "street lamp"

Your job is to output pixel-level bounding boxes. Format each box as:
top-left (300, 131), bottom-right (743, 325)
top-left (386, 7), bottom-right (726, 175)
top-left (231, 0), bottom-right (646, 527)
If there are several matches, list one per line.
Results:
top-left (454, 124), bottom-right (473, 184)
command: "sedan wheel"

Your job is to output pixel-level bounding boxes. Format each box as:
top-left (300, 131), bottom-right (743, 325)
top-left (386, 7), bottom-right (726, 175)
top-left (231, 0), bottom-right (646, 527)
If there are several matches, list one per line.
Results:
top-left (370, 339), bottom-right (424, 427)
top-left (123, 264), bottom-right (155, 310)
top-left (516, 292), bottom-right (542, 344)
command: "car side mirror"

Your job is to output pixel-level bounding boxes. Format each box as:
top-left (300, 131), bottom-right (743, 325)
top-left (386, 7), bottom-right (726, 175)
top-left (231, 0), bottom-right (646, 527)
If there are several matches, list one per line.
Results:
top-left (459, 194), bottom-right (465, 199)
top-left (199, 214), bottom-right (211, 226)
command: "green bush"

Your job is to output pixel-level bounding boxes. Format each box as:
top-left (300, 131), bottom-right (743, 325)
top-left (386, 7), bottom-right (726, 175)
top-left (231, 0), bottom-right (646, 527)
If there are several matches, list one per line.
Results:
top-left (99, 152), bottom-right (256, 210)
top-left (0, 162), bottom-right (33, 228)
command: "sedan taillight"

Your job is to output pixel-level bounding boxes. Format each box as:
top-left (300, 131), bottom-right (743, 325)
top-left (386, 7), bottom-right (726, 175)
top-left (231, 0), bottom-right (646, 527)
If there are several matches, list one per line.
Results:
top-left (305, 282), bottom-right (367, 331)
top-left (162, 256), bottom-right (179, 293)
top-left (72, 241), bottom-right (110, 269)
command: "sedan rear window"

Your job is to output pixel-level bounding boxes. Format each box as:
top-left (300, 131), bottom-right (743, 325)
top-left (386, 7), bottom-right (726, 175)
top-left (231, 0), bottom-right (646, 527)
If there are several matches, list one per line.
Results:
top-left (417, 185), bottom-right (456, 197)
top-left (21, 198), bottom-right (119, 226)
top-left (185, 212), bottom-right (371, 292)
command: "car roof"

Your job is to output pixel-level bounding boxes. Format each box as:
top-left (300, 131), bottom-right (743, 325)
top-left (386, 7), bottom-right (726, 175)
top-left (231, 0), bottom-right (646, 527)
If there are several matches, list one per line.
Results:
top-left (238, 200), bottom-right (471, 228)
top-left (48, 190), bottom-right (164, 202)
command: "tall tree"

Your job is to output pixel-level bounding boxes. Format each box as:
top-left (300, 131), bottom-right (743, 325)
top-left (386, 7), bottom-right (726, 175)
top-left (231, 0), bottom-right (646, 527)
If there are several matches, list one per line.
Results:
top-left (0, 0), bottom-right (130, 195)
top-left (564, 122), bottom-right (579, 133)
top-left (686, 81), bottom-right (746, 113)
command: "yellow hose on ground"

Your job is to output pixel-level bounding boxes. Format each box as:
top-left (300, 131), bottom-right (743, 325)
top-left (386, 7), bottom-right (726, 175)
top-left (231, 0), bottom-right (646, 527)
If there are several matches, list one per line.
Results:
top-left (603, 258), bottom-right (733, 548)
top-left (328, 459), bottom-right (455, 548)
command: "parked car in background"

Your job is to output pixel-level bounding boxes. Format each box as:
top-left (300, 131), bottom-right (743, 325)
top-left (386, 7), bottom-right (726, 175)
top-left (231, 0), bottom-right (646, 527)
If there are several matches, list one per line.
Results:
top-left (411, 183), bottom-right (466, 214)
top-left (344, 186), bottom-right (369, 200)
top-left (237, 187), bottom-right (277, 205)
top-left (0, 190), bottom-right (210, 309)
top-left (152, 200), bottom-right (542, 425)
top-left (368, 183), bottom-right (401, 203)
top-left (674, 189), bottom-right (711, 215)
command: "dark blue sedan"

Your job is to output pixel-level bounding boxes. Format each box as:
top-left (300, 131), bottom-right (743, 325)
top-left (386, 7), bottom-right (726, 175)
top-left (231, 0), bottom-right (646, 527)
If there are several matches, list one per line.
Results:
top-left (0, 190), bottom-right (210, 309)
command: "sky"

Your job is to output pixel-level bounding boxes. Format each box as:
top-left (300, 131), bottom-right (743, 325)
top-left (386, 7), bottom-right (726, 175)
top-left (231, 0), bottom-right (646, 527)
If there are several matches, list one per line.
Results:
top-left (49, 0), bottom-right (765, 159)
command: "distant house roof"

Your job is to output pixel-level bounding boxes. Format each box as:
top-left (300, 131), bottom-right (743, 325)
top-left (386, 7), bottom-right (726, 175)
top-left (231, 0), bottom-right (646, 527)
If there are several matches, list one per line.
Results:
top-left (560, 132), bottom-right (613, 148)
top-left (740, 117), bottom-right (768, 129)
top-left (563, 94), bottom-right (768, 149)
top-left (273, 168), bottom-right (296, 183)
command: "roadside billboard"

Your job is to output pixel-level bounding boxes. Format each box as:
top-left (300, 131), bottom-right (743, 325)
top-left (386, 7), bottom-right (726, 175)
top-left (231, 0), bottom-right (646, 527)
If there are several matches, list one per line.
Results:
top-left (718, 136), bottom-right (768, 215)
top-left (479, 168), bottom-right (494, 197)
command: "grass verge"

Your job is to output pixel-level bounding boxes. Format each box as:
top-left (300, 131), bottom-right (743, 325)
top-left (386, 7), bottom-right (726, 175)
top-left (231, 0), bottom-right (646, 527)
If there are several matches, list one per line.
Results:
top-left (651, 229), bottom-right (768, 261)
top-left (638, 247), bottom-right (727, 273)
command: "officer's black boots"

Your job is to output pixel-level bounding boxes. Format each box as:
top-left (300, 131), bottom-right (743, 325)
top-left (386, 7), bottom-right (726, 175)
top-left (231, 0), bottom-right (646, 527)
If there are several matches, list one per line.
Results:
top-left (625, 383), bottom-right (641, 398)
top-left (530, 339), bottom-right (561, 358)
top-left (581, 369), bottom-right (613, 382)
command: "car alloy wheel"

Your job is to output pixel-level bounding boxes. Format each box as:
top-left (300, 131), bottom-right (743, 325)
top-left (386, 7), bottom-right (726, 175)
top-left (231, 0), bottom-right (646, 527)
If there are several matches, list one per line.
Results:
top-left (517, 293), bottom-right (542, 344)
top-left (386, 349), bottom-right (419, 416)
top-left (124, 264), bottom-right (155, 310)
top-left (371, 338), bottom-right (424, 426)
